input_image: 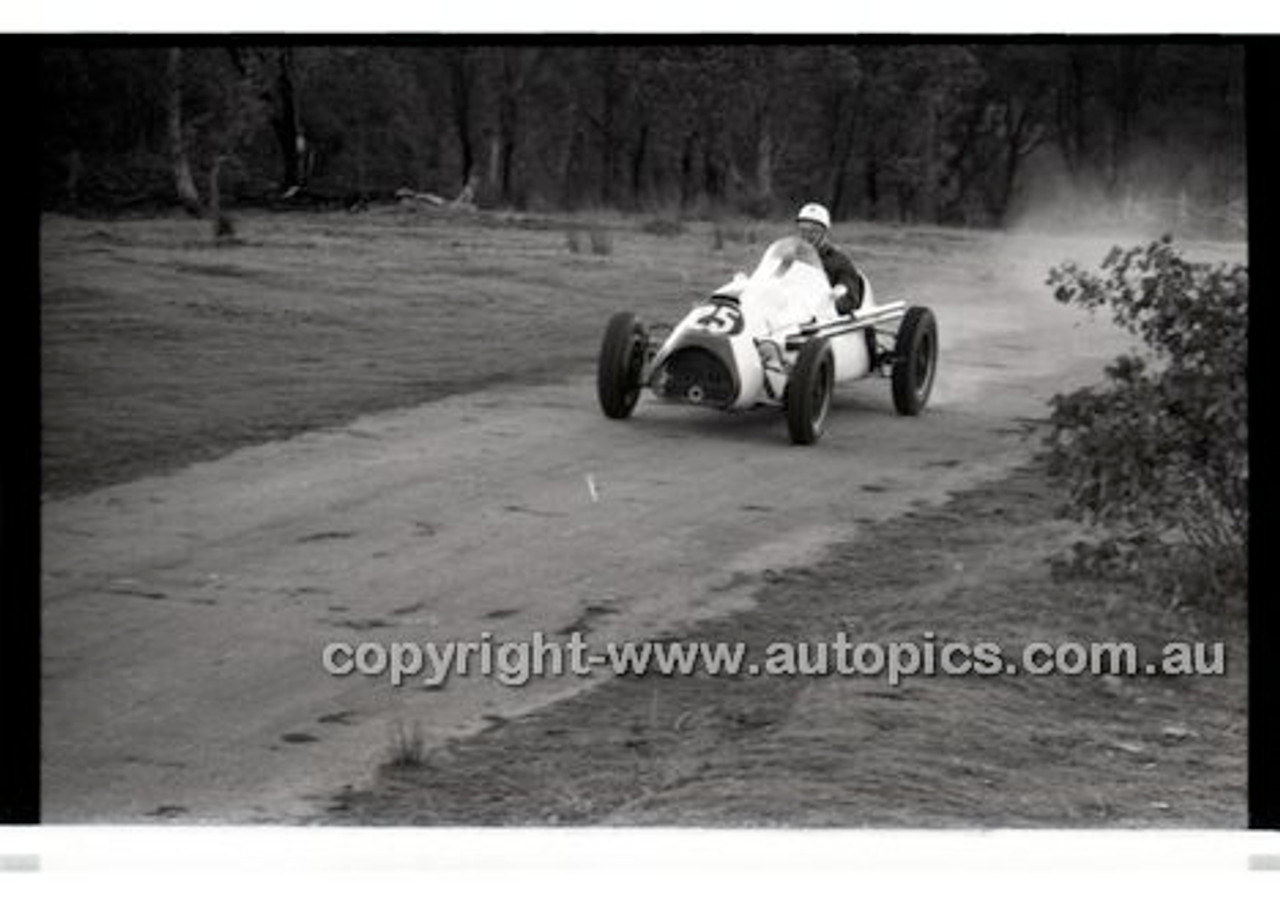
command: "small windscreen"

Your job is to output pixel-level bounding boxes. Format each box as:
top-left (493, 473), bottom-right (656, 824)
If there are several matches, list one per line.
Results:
top-left (753, 236), bottom-right (823, 279)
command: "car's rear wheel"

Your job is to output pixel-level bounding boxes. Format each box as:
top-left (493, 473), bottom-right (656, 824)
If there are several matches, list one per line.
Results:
top-left (597, 312), bottom-right (648, 419)
top-left (786, 337), bottom-right (834, 445)
top-left (891, 306), bottom-right (938, 416)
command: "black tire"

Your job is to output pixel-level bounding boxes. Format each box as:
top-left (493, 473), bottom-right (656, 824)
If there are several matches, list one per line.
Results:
top-left (597, 312), bottom-right (648, 419)
top-left (891, 306), bottom-right (938, 416)
top-left (786, 337), bottom-right (835, 445)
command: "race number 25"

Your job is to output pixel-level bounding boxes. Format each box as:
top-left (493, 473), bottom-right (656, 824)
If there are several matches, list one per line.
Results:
top-left (695, 303), bottom-right (744, 336)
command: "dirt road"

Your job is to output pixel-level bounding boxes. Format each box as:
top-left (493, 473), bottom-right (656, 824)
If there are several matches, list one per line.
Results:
top-left (42, 227), bottom-right (1145, 822)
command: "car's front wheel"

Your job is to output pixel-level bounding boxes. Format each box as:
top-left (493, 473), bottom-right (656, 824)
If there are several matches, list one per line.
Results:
top-left (597, 312), bottom-right (648, 419)
top-left (786, 337), bottom-right (834, 445)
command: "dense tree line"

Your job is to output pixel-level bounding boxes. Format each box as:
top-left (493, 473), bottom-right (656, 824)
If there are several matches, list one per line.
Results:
top-left (40, 42), bottom-right (1245, 230)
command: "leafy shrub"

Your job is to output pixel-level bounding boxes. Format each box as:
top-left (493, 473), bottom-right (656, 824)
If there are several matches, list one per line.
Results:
top-left (1044, 236), bottom-right (1247, 600)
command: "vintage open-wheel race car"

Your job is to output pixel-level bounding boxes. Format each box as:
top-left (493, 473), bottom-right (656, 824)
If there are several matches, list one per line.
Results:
top-left (596, 236), bottom-right (938, 444)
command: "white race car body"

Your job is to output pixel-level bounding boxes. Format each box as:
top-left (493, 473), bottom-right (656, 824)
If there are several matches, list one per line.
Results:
top-left (596, 234), bottom-right (936, 444)
top-left (644, 236), bottom-right (903, 410)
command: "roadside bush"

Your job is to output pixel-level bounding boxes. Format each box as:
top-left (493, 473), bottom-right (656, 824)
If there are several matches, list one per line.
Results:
top-left (1044, 236), bottom-right (1247, 604)
top-left (565, 224), bottom-right (613, 256)
top-left (589, 226), bottom-right (613, 256)
top-left (641, 217), bottom-right (686, 237)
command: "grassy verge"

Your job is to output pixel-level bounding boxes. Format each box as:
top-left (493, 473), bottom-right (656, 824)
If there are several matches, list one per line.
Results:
top-left (326, 457), bottom-right (1245, 827)
top-left (39, 210), bottom-right (745, 495)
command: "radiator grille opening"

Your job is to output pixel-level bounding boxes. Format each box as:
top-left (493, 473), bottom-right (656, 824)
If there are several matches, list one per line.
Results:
top-left (657, 347), bottom-right (736, 407)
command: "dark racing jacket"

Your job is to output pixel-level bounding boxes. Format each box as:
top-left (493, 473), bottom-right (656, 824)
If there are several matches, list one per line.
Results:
top-left (816, 242), bottom-right (864, 315)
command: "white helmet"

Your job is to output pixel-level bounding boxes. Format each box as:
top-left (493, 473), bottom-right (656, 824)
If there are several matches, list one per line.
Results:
top-left (796, 202), bottom-right (831, 230)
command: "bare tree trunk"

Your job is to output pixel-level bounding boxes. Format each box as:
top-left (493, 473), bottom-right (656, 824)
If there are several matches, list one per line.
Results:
top-left (755, 127), bottom-right (774, 200)
top-left (1107, 46), bottom-right (1153, 204)
top-left (487, 130), bottom-right (501, 196)
top-left (497, 77), bottom-right (517, 205)
top-left (703, 135), bottom-right (728, 204)
top-left (1055, 49), bottom-right (1089, 182)
top-left (167, 48), bottom-right (204, 217)
top-left (999, 132), bottom-right (1020, 222)
top-left (598, 55), bottom-right (620, 207)
top-left (558, 126), bottom-right (587, 209)
top-left (272, 48), bottom-right (306, 190)
top-left (448, 50), bottom-right (476, 190)
top-left (630, 123), bottom-right (649, 209)
top-left (64, 149), bottom-right (83, 207)
top-left (865, 149), bottom-right (880, 221)
top-left (679, 131), bottom-right (700, 212)
top-left (209, 155), bottom-right (234, 238)
top-left (494, 47), bottom-right (538, 206)
top-left (827, 102), bottom-right (858, 216)
top-left (993, 102), bottom-right (1046, 225)
top-left (921, 91), bottom-right (939, 224)
top-left (500, 133), bottom-right (517, 204)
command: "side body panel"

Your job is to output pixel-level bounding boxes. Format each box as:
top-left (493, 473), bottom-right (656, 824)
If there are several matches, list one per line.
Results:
top-left (829, 277), bottom-right (877, 382)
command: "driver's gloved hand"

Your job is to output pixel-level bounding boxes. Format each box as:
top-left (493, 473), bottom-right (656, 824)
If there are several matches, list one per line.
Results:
top-left (846, 273), bottom-right (866, 311)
